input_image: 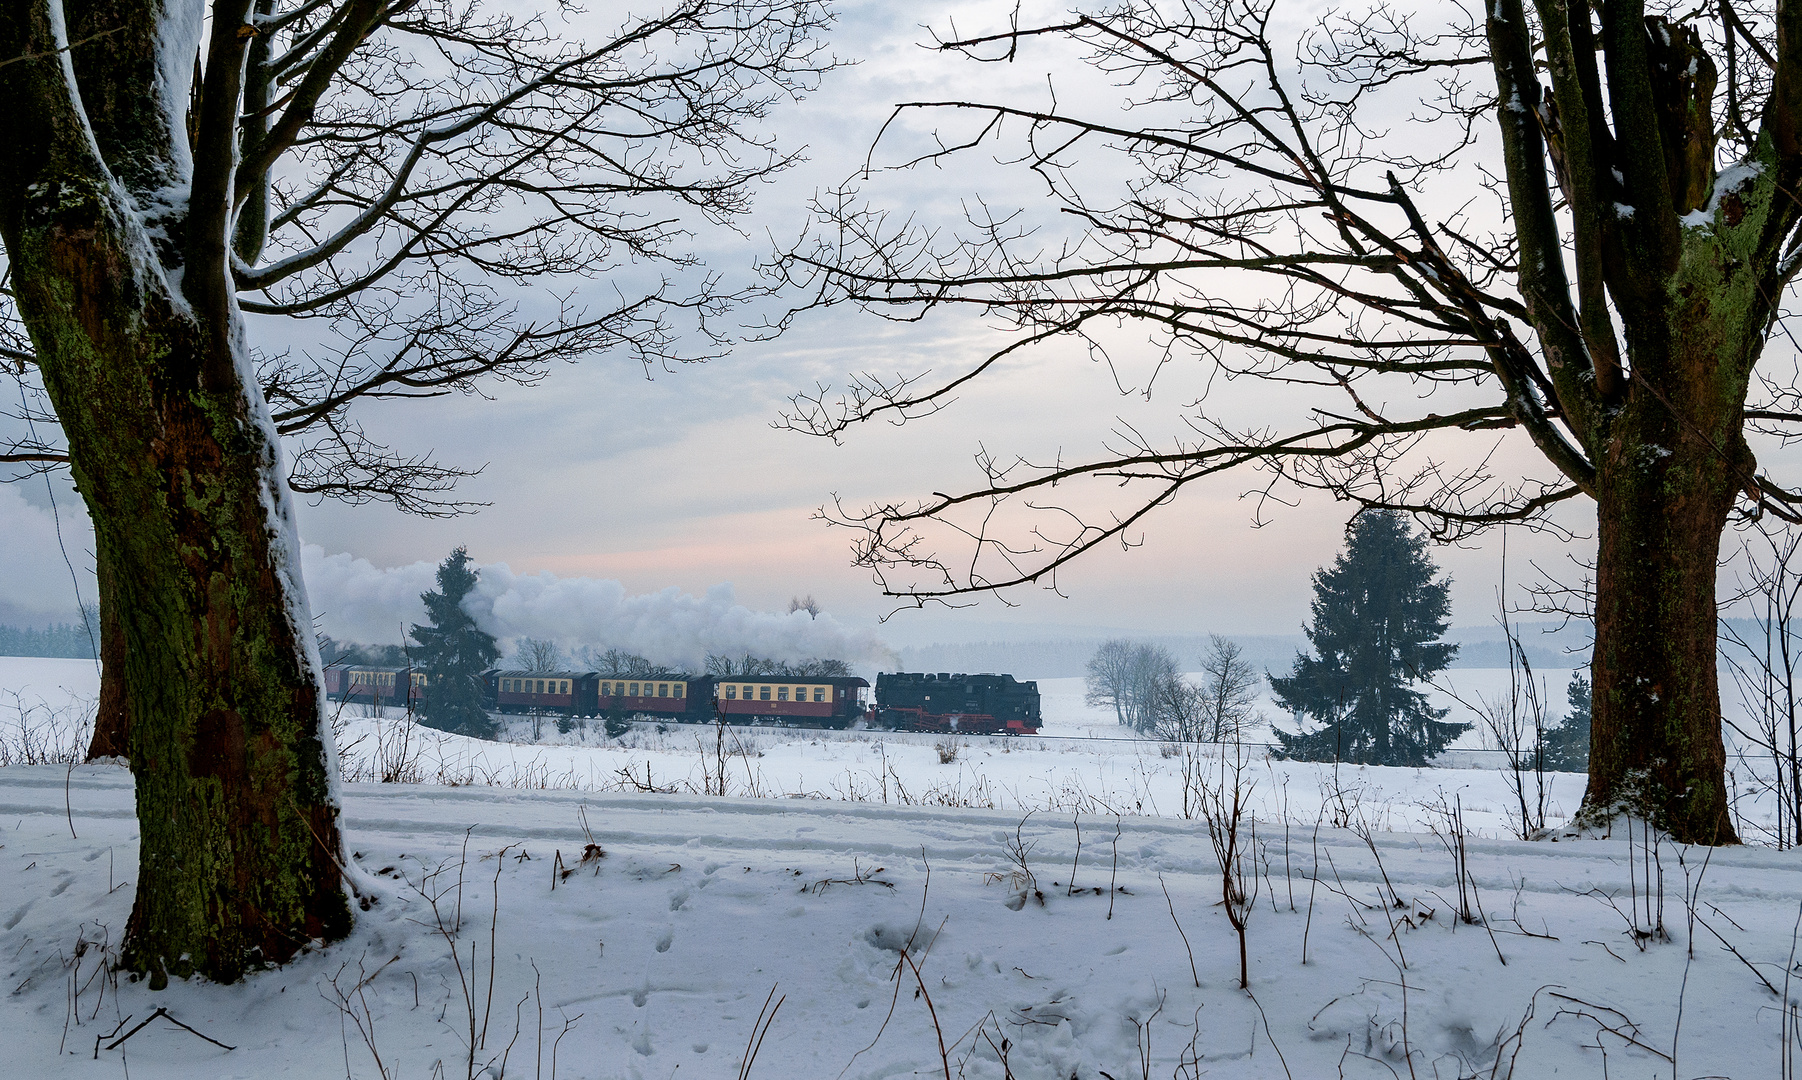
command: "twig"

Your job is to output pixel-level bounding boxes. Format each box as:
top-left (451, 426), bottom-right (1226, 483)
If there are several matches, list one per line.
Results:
top-left (1159, 872), bottom-right (1200, 988)
top-left (1107, 814), bottom-right (1122, 920)
top-left (738, 985), bottom-right (785, 1080)
top-left (104, 1007), bottom-right (236, 1052)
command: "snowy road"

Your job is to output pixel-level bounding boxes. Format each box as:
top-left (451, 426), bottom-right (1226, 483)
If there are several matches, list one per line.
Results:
top-left (5, 764), bottom-right (1802, 1079)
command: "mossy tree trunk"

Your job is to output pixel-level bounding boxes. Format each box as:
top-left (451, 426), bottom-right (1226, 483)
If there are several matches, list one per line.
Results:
top-left (0, 0), bottom-right (352, 983)
top-left (1587, 355), bottom-right (1750, 843)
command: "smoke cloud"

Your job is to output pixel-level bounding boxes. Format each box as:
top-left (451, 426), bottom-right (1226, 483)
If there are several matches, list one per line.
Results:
top-left (301, 545), bottom-right (891, 671)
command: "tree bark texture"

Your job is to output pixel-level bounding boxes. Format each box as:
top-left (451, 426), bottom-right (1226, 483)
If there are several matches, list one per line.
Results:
top-left (0, 0), bottom-right (352, 983)
top-left (1588, 363), bottom-right (1750, 842)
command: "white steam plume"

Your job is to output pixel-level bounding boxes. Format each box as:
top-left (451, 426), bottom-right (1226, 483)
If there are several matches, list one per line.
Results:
top-left (301, 545), bottom-right (891, 671)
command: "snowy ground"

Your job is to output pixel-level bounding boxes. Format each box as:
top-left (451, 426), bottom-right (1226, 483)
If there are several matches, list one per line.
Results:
top-left (5, 764), bottom-right (1802, 1079)
top-left (4, 657), bottom-right (1801, 1078)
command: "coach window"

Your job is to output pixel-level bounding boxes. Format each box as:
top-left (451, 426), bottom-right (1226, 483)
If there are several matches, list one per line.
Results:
top-left (674, 684), bottom-right (684, 698)
top-left (628, 682), bottom-right (639, 696)
top-left (777, 687), bottom-right (789, 701)
top-left (725, 685), bottom-right (737, 699)
top-left (813, 687), bottom-right (825, 702)
top-left (759, 685), bottom-right (771, 700)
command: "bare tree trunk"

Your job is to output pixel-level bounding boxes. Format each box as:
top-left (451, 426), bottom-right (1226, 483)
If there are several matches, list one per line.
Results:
top-left (1583, 337), bottom-right (1750, 844)
top-left (1, 0), bottom-right (351, 985)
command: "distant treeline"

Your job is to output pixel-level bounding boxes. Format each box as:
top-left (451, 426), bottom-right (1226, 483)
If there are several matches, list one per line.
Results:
top-left (0, 622), bottom-right (97, 659)
top-left (896, 625), bottom-right (1593, 680)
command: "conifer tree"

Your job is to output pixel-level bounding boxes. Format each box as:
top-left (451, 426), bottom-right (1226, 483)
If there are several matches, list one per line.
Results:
top-left (411, 548), bottom-right (500, 738)
top-left (1542, 673), bottom-right (1593, 772)
top-left (1271, 512), bottom-right (1466, 765)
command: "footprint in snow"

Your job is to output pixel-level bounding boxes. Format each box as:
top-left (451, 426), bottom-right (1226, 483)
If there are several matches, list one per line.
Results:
top-left (668, 888), bottom-right (690, 912)
top-left (633, 1032), bottom-right (654, 1057)
top-left (655, 929), bottom-right (673, 953)
top-left (1105, 944), bottom-right (1128, 956)
top-left (3, 900), bottom-right (31, 930)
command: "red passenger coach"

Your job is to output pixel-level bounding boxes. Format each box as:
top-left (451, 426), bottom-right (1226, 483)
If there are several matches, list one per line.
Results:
top-left (713, 676), bottom-right (869, 728)
top-left (594, 675), bottom-right (704, 721)
top-left (490, 671), bottom-right (587, 714)
top-left (323, 664), bottom-right (423, 710)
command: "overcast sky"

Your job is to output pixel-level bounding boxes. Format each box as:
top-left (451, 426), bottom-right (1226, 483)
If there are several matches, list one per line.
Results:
top-left (0, 0), bottom-right (1702, 657)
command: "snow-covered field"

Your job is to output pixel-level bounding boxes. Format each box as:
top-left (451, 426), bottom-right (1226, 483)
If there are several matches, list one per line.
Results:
top-left (4, 657), bottom-right (1800, 1078)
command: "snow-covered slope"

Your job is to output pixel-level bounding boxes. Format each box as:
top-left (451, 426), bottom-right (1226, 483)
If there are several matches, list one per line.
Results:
top-left (3, 764), bottom-right (1798, 1079)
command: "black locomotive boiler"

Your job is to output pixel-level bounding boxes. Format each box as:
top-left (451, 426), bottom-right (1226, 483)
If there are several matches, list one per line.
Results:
top-left (873, 671), bottom-right (1042, 735)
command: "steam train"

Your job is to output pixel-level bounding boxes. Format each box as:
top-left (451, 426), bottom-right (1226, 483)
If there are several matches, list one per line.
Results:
top-left (324, 664), bottom-right (1042, 734)
top-left (873, 672), bottom-right (1042, 735)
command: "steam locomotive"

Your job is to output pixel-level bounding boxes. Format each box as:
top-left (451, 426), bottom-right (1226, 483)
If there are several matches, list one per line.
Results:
top-left (873, 672), bottom-right (1042, 735)
top-left (324, 665), bottom-right (1041, 735)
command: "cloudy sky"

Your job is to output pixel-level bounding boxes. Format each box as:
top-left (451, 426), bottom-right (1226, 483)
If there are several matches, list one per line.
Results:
top-left (0, 0), bottom-right (1637, 657)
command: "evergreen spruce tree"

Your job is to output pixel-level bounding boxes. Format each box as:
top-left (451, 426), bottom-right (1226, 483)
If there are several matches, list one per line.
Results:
top-left (1271, 512), bottom-right (1467, 765)
top-left (1542, 672), bottom-right (1593, 772)
top-left (411, 548), bottom-right (500, 738)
